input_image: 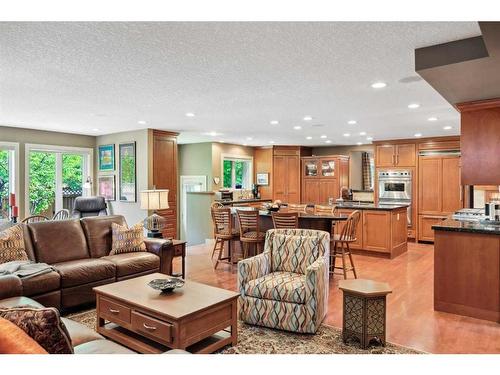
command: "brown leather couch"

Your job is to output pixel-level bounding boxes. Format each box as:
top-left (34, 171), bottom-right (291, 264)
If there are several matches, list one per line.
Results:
top-left (0, 215), bottom-right (174, 311)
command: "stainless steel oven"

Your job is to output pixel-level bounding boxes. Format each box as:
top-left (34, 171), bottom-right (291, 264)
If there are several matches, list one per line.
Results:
top-left (378, 170), bottom-right (412, 226)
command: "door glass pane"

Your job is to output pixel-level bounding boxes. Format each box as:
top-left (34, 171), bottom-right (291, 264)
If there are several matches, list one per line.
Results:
top-left (29, 152), bottom-right (56, 215)
top-left (223, 160), bottom-right (232, 188)
top-left (0, 150), bottom-right (9, 219)
top-left (62, 154), bottom-right (83, 211)
top-left (321, 160), bottom-right (335, 177)
top-left (305, 160), bottom-right (318, 176)
top-left (234, 161), bottom-right (244, 188)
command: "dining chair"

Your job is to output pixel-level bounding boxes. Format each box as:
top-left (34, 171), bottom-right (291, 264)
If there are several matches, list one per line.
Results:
top-left (52, 209), bottom-right (70, 221)
top-left (271, 211), bottom-right (299, 229)
top-left (330, 210), bottom-right (361, 279)
top-left (22, 215), bottom-right (50, 224)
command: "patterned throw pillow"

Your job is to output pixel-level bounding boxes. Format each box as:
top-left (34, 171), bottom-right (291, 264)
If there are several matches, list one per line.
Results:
top-left (109, 222), bottom-right (146, 255)
top-left (0, 306), bottom-right (73, 354)
top-left (0, 224), bottom-right (29, 264)
top-left (271, 233), bottom-right (320, 274)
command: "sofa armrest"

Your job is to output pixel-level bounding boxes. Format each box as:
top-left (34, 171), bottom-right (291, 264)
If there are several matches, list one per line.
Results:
top-left (237, 252), bottom-right (271, 297)
top-left (305, 256), bottom-right (329, 330)
top-left (0, 275), bottom-right (22, 300)
top-left (144, 238), bottom-right (174, 275)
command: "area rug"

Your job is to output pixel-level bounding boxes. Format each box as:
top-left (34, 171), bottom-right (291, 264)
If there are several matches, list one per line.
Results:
top-left (66, 309), bottom-right (422, 354)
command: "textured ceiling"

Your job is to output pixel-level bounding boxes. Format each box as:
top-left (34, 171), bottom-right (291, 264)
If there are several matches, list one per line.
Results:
top-left (0, 22), bottom-right (481, 146)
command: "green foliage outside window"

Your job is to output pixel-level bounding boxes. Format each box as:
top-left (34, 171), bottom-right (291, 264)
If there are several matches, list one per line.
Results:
top-left (0, 151), bottom-right (9, 218)
top-left (223, 160), bottom-right (232, 188)
top-left (223, 159), bottom-right (247, 188)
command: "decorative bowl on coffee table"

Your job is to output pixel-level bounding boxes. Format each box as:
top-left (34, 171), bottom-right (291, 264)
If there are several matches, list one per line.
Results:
top-left (148, 277), bottom-right (185, 293)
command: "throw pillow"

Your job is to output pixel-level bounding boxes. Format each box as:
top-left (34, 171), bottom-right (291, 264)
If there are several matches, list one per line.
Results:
top-left (0, 317), bottom-right (48, 354)
top-left (0, 224), bottom-right (29, 264)
top-left (0, 306), bottom-right (73, 354)
top-left (109, 222), bottom-right (146, 255)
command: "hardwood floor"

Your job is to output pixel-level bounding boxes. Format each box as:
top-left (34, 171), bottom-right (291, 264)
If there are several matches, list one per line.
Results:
top-left (173, 241), bottom-right (500, 354)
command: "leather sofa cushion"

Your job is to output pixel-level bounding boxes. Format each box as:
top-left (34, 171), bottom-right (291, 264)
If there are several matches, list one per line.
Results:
top-left (28, 219), bottom-right (90, 264)
top-left (0, 296), bottom-right (44, 309)
top-left (102, 252), bottom-right (159, 277)
top-left (0, 275), bottom-right (22, 300)
top-left (22, 224), bottom-right (36, 261)
top-left (74, 339), bottom-right (136, 354)
top-left (21, 271), bottom-right (60, 296)
top-left (54, 258), bottom-right (116, 288)
top-left (61, 317), bottom-right (103, 347)
top-left (81, 215), bottom-right (127, 258)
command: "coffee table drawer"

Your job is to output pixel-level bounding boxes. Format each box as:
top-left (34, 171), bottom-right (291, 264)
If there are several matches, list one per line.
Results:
top-left (100, 297), bottom-right (131, 325)
top-left (131, 311), bottom-right (172, 344)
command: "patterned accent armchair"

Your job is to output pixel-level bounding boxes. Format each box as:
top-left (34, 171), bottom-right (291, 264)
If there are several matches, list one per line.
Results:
top-left (238, 229), bottom-right (330, 333)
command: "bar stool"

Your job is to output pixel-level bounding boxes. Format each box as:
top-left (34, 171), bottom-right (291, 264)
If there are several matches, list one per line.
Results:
top-left (331, 210), bottom-right (360, 279)
top-left (314, 204), bottom-right (338, 237)
top-left (236, 209), bottom-right (265, 259)
top-left (210, 202), bottom-right (225, 259)
top-left (287, 203), bottom-right (308, 212)
top-left (271, 211), bottom-right (299, 229)
top-left (211, 208), bottom-right (240, 269)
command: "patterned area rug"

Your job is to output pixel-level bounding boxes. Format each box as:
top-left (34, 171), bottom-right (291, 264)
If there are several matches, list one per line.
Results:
top-left (66, 309), bottom-right (422, 354)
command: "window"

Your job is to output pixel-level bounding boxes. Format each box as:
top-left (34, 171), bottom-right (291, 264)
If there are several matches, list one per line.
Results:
top-left (0, 142), bottom-right (18, 219)
top-left (25, 144), bottom-right (92, 217)
top-left (222, 155), bottom-right (253, 189)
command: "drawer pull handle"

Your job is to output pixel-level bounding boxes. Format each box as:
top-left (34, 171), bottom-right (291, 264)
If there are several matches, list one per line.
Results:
top-left (109, 308), bottom-right (120, 314)
top-left (143, 323), bottom-right (157, 331)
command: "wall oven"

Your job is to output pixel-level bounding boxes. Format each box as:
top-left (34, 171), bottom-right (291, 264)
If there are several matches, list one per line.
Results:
top-left (378, 170), bottom-right (412, 226)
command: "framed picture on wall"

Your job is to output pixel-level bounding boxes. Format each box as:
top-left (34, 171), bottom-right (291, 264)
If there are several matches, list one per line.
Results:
top-left (98, 175), bottom-right (116, 201)
top-left (119, 142), bottom-right (137, 202)
top-left (98, 144), bottom-right (115, 171)
top-left (256, 173), bottom-right (269, 185)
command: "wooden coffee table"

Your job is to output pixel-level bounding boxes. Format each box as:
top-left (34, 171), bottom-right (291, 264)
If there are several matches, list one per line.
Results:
top-left (93, 273), bottom-right (239, 353)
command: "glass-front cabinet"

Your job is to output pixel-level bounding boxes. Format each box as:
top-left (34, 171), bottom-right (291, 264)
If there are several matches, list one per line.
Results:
top-left (320, 159), bottom-right (335, 178)
top-left (303, 159), bottom-right (319, 177)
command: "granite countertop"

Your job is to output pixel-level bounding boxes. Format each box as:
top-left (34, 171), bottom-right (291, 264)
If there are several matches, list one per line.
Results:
top-left (432, 218), bottom-right (500, 235)
top-left (334, 202), bottom-right (409, 211)
top-left (216, 198), bottom-right (273, 205)
top-left (231, 207), bottom-right (349, 220)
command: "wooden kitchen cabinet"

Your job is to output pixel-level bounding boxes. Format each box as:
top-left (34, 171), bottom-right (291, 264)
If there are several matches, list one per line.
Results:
top-left (418, 215), bottom-right (447, 242)
top-left (273, 147), bottom-right (311, 204)
top-left (319, 179), bottom-right (339, 204)
top-left (375, 143), bottom-right (415, 167)
top-left (362, 210), bottom-right (391, 252)
top-left (150, 130), bottom-right (179, 239)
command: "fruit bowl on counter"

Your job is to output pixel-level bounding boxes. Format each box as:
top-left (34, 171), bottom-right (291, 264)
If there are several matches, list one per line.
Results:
top-left (263, 200), bottom-right (282, 212)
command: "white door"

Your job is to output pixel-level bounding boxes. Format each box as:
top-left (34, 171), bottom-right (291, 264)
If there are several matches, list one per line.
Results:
top-left (180, 175), bottom-right (207, 240)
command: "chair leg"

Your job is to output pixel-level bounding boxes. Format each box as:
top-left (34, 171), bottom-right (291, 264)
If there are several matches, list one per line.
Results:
top-left (347, 243), bottom-right (357, 279)
top-left (228, 239), bottom-right (233, 264)
top-left (211, 237), bottom-right (221, 259)
top-left (341, 243), bottom-right (348, 279)
top-left (330, 241), bottom-right (337, 274)
top-left (214, 239), bottom-right (223, 269)
top-left (242, 242), bottom-right (248, 260)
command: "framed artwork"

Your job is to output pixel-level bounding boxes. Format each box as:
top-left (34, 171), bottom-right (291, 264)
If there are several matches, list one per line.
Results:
top-left (98, 175), bottom-right (115, 201)
top-left (119, 142), bottom-right (137, 202)
top-left (256, 173), bottom-right (269, 185)
top-left (98, 144), bottom-right (115, 171)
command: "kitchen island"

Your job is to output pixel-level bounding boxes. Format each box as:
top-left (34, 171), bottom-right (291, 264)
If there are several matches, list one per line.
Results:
top-left (233, 202), bottom-right (408, 259)
top-left (433, 218), bottom-right (500, 322)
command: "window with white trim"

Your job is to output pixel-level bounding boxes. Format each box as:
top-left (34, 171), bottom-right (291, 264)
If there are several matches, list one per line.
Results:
top-left (222, 156), bottom-right (253, 189)
top-left (0, 142), bottom-right (18, 219)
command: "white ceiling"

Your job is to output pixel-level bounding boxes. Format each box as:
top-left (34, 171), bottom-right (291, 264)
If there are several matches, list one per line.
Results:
top-left (0, 22), bottom-right (481, 146)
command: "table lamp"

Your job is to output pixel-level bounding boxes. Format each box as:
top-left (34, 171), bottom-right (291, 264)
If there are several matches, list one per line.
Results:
top-left (140, 189), bottom-right (169, 238)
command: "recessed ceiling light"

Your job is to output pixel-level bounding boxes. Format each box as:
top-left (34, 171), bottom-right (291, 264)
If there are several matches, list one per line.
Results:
top-left (443, 126), bottom-right (452, 130)
top-left (219, 140), bottom-right (225, 143)
top-left (359, 131), bottom-right (367, 136)
top-left (428, 117), bottom-right (438, 122)
top-left (320, 135), bottom-right (327, 139)
top-left (371, 82), bottom-right (387, 89)
top-left (357, 142), bottom-right (363, 146)
top-left (269, 141), bottom-right (275, 144)
top-left (137, 120), bottom-right (147, 125)
top-left (185, 112), bottom-right (195, 117)
top-left (270, 120), bottom-right (279, 125)
top-left (414, 133), bottom-right (422, 137)
top-left (246, 137), bottom-right (253, 141)
top-left (303, 116), bottom-right (313, 121)
top-left (306, 136), bottom-right (313, 140)
top-left (92, 128), bottom-right (100, 132)
top-left (408, 103), bottom-right (420, 109)
top-left (348, 120), bottom-right (357, 125)
top-left (366, 137), bottom-right (373, 141)
top-left (207, 131), bottom-right (218, 136)
top-left (325, 140), bottom-right (332, 144)
top-left (343, 133), bottom-right (351, 137)
top-left (293, 126), bottom-right (302, 130)
top-left (243, 143), bottom-right (248, 146)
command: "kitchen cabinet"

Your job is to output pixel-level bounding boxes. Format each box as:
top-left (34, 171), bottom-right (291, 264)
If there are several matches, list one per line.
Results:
top-left (363, 210), bottom-right (391, 252)
top-left (418, 154), bottom-right (462, 242)
top-left (273, 146), bottom-right (311, 204)
top-left (151, 130), bottom-right (179, 239)
top-left (375, 143), bottom-right (416, 167)
top-left (301, 155), bottom-right (349, 205)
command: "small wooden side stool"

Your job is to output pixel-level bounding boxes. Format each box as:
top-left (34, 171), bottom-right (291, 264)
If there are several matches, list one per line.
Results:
top-left (338, 279), bottom-right (392, 349)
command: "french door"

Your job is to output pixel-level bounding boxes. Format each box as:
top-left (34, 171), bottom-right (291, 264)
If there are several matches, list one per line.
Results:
top-left (26, 145), bottom-right (92, 217)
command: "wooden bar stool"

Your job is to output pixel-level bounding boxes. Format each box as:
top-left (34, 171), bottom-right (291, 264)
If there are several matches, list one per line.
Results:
top-left (271, 211), bottom-right (299, 229)
top-left (210, 202), bottom-right (225, 259)
top-left (331, 210), bottom-right (360, 279)
top-left (211, 208), bottom-right (240, 269)
top-left (287, 203), bottom-right (308, 212)
top-left (314, 204), bottom-right (338, 239)
top-left (236, 209), bottom-right (265, 259)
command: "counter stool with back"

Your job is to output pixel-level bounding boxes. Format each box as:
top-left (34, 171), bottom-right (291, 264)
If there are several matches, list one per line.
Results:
top-left (211, 207), bottom-right (240, 269)
top-left (331, 210), bottom-right (360, 279)
top-left (271, 211), bottom-right (299, 229)
top-left (236, 209), bottom-right (265, 259)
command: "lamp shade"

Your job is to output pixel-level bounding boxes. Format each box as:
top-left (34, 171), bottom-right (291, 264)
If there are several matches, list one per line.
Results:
top-left (140, 189), bottom-right (169, 210)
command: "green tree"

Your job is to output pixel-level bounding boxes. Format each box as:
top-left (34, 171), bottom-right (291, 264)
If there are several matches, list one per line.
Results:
top-left (29, 152), bottom-right (56, 214)
top-left (0, 150), bottom-right (9, 218)
top-left (62, 154), bottom-right (83, 191)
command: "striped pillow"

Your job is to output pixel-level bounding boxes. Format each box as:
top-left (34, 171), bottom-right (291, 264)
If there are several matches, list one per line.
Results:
top-left (109, 222), bottom-right (146, 255)
top-left (0, 224), bottom-right (29, 264)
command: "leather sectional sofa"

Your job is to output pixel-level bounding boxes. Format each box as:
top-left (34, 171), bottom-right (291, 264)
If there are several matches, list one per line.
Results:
top-left (0, 215), bottom-right (174, 311)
